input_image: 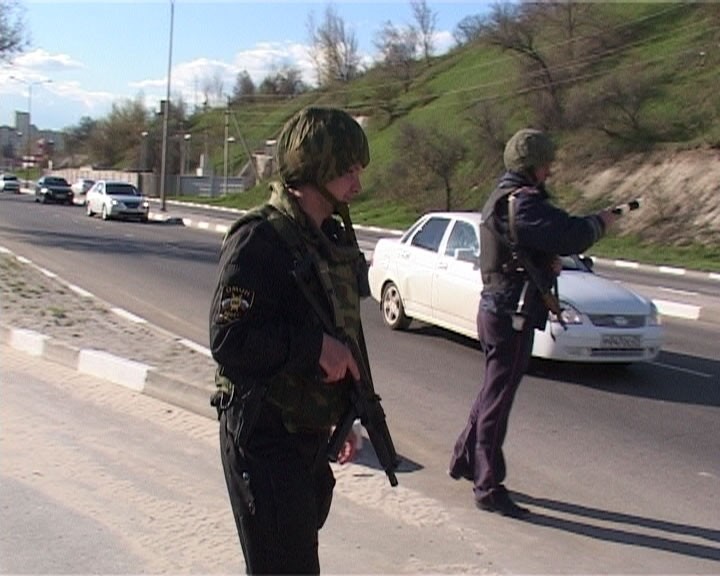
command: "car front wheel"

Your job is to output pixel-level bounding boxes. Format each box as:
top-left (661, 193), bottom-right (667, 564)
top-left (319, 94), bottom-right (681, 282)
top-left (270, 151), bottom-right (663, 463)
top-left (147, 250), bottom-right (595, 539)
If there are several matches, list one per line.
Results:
top-left (381, 281), bottom-right (411, 330)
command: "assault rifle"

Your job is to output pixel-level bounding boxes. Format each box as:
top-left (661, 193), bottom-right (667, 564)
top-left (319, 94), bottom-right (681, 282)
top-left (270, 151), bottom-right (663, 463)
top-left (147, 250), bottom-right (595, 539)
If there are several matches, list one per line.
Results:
top-left (290, 262), bottom-right (400, 488)
top-left (326, 337), bottom-right (400, 487)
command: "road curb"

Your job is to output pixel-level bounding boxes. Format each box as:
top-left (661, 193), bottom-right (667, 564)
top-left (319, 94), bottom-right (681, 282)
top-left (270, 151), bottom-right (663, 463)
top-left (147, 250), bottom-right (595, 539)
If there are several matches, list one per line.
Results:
top-left (0, 324), bottom-right (213, 420)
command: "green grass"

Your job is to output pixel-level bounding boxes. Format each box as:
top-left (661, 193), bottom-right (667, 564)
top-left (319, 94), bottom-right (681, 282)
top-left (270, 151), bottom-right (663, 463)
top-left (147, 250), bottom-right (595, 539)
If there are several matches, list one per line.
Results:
top-left (175, 194), bottom-right (718, 273)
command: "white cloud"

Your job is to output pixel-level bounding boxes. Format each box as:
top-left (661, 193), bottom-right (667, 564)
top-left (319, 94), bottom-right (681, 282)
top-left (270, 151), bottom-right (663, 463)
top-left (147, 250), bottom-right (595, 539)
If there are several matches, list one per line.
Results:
top-left (11, 49), bottom-right (84, 73)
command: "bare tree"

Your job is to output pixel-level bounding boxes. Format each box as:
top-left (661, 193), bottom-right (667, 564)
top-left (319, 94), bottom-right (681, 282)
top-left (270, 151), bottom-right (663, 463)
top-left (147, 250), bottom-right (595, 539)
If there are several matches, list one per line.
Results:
top-left (395, 123), bottom-right (467, 211)
top-left (307, 5), bottom-right (361, 85)
top-left (258, 66), bottom-right (306, 96)
top-left (454, 14), bottom-right (485, 46)
top-left (410, 0), bottom-right (437, 65)
top-left (202, 71), bottom-right (225, 107)
top-left (0, 0), bottom-right (28, 61)
top-left (231, 70), bottom-right (256, 104)
top-left (483, 2), bottom-right (564, 127)
top-left (374, 21), bottom-right (418, 93)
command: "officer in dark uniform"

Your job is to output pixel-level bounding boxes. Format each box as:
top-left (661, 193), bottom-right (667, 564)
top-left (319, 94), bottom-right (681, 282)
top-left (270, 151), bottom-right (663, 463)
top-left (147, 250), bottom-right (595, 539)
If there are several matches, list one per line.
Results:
top-left (448, 128), bottom-right (617, 518)
top-left (209, 107), bottom-right (372, 573)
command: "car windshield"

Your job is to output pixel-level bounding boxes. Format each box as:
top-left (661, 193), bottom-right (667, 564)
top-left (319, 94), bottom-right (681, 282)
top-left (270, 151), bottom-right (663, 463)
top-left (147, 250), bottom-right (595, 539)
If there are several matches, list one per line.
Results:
top-left (45, 177), bottom-right (69, 186)
top-left (106, 184), bottom-right (139, 196)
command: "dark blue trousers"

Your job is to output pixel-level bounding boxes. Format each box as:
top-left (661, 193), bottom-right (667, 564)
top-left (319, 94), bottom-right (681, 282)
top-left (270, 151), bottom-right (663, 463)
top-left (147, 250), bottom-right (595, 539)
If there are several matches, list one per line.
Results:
top-left (449, 307), bottom-right (535, 500)
top-left (219, 407), bottom-right (335, 575)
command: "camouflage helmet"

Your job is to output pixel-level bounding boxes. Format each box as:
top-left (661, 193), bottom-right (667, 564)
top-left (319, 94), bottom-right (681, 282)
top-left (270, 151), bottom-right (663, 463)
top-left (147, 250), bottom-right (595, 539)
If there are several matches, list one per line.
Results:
top-left (503, 128), bottom-right (556, 173)
top-left (276, 107), bottom-right (370, 187)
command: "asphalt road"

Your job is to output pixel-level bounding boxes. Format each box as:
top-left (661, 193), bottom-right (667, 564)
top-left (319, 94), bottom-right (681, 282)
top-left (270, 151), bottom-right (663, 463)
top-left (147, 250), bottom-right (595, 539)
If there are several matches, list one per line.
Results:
top-left (1, 192), bottom-right (719, 573)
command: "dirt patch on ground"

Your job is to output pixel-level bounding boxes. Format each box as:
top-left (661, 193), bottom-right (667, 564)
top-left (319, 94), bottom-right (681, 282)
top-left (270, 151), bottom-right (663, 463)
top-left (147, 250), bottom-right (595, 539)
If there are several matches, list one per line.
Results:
top-left (0, 252), bottom-right (216, 386)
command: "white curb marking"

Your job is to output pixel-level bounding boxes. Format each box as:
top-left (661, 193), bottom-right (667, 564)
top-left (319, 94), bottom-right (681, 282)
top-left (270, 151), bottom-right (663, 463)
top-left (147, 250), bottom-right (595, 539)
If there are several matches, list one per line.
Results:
top-left (78, 349), bottom-right (149, 392)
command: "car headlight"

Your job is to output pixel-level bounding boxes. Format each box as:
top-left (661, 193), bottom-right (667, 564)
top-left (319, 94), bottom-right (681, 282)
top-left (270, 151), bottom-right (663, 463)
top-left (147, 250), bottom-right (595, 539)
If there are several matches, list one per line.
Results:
top-left (550, 301), bottom-right (584, 325)
top-left (111, 199), bottom-right (119, 206)
top-left (648, 301), bottom-right (661, 326)
top-left (142, 201), bottom-right (149, 208)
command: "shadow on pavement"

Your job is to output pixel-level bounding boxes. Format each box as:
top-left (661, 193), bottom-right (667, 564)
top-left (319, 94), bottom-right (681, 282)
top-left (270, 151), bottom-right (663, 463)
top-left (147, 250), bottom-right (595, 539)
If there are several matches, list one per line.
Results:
top-left (514, 492), bottom-right (720, 562)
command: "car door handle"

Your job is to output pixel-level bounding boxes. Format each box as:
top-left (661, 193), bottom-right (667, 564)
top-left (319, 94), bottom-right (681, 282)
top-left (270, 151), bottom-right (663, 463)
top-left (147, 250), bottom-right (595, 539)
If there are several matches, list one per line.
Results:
top-left (400, 251), bottom-right (410, 259)
top-left (438, 262), bottom-right (448, 270)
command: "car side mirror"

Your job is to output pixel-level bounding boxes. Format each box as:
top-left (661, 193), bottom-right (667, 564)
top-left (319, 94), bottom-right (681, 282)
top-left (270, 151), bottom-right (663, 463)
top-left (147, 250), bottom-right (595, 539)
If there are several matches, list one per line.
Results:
top-left (581, 256), bottom-right (594, 271)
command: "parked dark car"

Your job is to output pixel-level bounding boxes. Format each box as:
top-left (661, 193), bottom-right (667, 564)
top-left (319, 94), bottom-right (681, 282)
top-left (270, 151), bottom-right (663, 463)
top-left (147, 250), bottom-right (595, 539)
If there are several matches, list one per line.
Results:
top-left (35, 175), bottom-right (74, 205)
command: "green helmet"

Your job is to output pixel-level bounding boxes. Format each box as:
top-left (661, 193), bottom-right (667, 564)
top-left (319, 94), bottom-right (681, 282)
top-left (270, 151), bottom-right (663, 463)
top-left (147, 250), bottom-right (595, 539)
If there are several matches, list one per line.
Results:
top-left (503, 128), bottom-right (556, 173)
top-left (276, 107), bottom-right (370, 187)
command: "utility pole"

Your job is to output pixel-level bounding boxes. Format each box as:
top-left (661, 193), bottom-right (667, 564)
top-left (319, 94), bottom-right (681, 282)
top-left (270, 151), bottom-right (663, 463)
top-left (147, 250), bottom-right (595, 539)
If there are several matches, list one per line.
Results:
top-left (159, 0), bottom-right (175, 211)
top-left (223, 108), bottom-right (230, 195)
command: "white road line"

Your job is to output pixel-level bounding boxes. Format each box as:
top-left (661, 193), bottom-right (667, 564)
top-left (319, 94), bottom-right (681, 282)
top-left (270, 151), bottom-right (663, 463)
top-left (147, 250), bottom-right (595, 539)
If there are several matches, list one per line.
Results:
top-left (658, 286), bottom-right (699, 297)
top-left (111, 307), bottom-right (147, 324)
top-left (650, 361), bottom-right (713, 378)
top-left (653, 299), bottom-right (701, 320)
top-left (179, 338), bottom-right (212, 357)
top-left (66, 283), bottom-right (94, 298)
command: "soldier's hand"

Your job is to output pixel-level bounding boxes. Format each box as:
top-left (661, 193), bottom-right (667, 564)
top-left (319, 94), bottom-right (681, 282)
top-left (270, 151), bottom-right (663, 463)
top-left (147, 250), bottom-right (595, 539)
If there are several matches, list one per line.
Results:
top-left (598, 209), bottom-right (619, 229)
top-left (335, 427), bottom-right (360, 464)
top-left (320, 333), bottom-right (360, 383)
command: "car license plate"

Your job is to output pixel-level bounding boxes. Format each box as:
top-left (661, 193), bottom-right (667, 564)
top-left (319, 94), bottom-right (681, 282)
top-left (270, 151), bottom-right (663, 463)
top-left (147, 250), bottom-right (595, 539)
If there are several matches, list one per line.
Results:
top-left (602, 334), bottom-right (641, 348)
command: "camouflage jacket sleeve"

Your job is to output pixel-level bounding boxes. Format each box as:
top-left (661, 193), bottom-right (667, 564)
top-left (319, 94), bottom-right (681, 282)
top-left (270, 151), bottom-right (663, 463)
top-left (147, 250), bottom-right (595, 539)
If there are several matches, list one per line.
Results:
top-left (208, 217), bottom-right (323, 381)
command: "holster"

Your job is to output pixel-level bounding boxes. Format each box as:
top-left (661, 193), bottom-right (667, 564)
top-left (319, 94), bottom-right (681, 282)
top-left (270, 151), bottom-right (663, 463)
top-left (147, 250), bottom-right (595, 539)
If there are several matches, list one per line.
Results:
top-left (211, 377), bottom-right (269, 450)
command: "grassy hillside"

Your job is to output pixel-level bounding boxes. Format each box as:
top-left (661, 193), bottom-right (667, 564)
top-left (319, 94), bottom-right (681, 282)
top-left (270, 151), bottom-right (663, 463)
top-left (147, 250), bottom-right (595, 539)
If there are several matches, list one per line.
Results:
top-left (185, 2), bottom-right (719, 269)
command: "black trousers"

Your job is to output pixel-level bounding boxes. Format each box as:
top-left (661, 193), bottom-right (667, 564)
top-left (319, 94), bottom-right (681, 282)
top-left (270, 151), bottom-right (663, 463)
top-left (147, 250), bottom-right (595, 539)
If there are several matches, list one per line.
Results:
top-left (449, 307), bottom-right (535, 500)
top-left (219, 406), bottom-right (335, 575)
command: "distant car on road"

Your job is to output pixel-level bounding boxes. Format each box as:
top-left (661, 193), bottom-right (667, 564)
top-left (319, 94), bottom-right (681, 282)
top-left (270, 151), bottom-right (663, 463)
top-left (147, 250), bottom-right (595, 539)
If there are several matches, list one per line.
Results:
top-left (0, 173), bottom-right (21, 194)
top-left (35, 175), bottom-right (74, 204)
top-left (71, 178), bottom-right (96, 205)
top-left (368, 211), bottom-right (663, 364)
top-left (85, 180), bottom-right (149, 222)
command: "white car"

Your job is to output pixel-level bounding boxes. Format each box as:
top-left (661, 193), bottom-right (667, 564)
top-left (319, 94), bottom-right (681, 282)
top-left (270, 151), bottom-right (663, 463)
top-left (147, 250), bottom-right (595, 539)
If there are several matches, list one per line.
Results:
top-left (85, 180), bottom-right (149, 222)
top-left (368, 212), bottom-right (663, 363)
top-left (71, 178), bottom-right (96, 205)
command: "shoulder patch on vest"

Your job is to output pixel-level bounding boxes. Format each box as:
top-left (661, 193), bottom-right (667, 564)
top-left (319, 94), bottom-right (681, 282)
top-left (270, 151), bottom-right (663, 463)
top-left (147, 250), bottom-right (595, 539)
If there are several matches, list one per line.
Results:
top-left (217, 285), bottom-right (255, 324)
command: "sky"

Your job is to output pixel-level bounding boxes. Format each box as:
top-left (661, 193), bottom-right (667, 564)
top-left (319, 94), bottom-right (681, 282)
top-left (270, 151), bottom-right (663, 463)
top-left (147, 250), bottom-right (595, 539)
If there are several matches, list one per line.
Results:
top-left (0, 0), bottom-right (488, 131)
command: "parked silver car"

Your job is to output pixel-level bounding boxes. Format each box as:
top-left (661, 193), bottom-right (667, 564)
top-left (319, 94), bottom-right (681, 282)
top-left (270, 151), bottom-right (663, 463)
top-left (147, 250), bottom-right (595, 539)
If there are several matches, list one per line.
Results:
top-left (85, 180), bottom-right (149, 222)
top-left (0, 173), bottom-right (21, 193)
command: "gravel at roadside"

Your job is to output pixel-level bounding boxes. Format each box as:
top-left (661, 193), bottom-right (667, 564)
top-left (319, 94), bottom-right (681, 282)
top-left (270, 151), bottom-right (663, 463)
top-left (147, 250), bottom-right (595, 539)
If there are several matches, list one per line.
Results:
top-left (0, 251), bottom-right (217, 389)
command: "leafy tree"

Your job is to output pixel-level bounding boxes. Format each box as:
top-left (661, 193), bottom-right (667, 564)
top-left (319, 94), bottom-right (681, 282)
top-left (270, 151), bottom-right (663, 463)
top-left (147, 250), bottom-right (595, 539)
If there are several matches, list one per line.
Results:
top-left (307, 4), bottom-right (361, 85)
top-left (0, 0), bottom-right (27, 61)
top-left (410, 0), bottom-right (437, 65)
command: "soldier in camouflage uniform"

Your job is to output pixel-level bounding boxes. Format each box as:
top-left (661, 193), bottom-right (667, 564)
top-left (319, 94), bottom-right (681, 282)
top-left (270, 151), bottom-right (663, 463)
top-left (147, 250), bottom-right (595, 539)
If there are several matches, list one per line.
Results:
top-left (209, 107), bottom-right (371, 574)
